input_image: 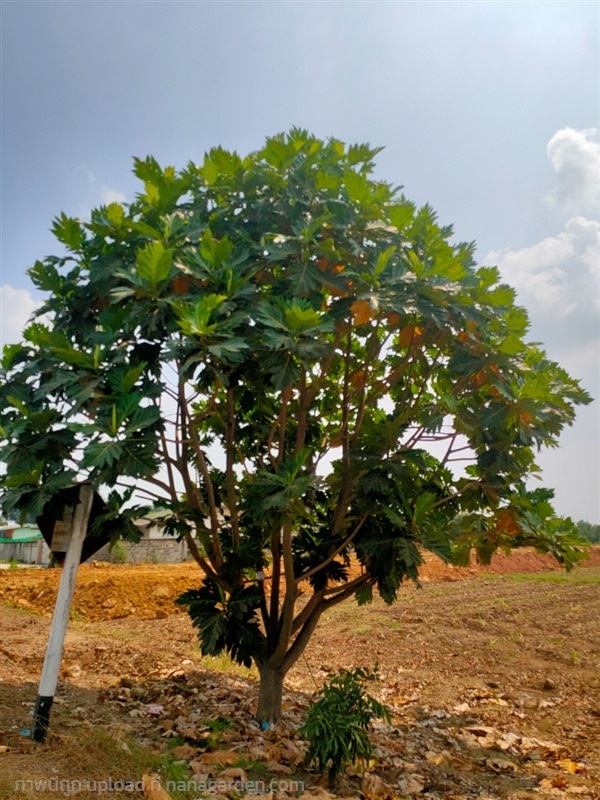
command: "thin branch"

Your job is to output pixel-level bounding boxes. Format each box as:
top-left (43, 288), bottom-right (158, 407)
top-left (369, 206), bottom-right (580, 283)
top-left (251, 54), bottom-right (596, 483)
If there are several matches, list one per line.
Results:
top-left (225, 387), bottom-right (240, 548)
top-left (114, 480), bottom-right (165, 503)
top-left (176, 369), bottom-right (220, 569)
top-left (183, 531), bottom-right (219, 580)
top-left (187, 421), bottom-right (224, 567)
top-left (430, 480), bottom-right (481, 509)
top-left (268, 528), bottom-right (281, 645)
top-left (323, 574), bottom-right (371, 610)
top-left (292, 587), bottom-right (326, 635)
top-left (139, 474), bottom-right (175, 497)
top-left (298, 513), bottom-right (368, 583)
top-left (282, 599), bottom-right (324, 674)
top-left (323, 572), bottom-right (369, 599)
top-left (267, 384), bottom-right (291, 468)
top-left (258, 580), bottom-right (269, 632)
top-left (158, 428), bottom-right (179, 502)
top-left (295, 369), bottom-right (309, 455)
top-left (271, 521), bottom-right (298, 664)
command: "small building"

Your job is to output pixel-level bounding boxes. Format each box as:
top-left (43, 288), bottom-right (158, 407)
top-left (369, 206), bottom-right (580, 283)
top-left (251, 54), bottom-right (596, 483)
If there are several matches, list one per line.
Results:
top-left (1, 513), bottom-right (191, 566)
top-left (92, 511), bottom-right (191, 564)
top-left (0, 524), bottom-right (50, 565)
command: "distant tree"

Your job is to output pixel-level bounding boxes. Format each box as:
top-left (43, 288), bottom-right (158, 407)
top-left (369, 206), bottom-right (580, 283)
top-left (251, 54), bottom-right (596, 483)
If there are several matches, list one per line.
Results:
top-left (576, 520), bottom-right (600, 544)
top-left (0, 130), bottom-right (591, 722)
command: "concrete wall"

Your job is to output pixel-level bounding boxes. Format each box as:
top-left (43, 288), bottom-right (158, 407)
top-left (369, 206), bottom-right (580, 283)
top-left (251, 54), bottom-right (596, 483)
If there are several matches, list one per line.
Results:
top-left (1, 531), bottom-right (190, 566)
top-left (92, 537), bottom-right (191, 564)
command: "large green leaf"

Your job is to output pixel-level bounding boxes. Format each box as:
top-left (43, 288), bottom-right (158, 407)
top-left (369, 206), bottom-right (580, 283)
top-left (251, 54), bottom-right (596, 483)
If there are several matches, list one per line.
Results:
top-left (136, 241), bottom-right (173, 286)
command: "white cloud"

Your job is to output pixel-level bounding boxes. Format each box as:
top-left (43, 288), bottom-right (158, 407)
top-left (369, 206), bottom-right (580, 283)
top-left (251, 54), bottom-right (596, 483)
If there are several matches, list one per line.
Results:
top-left (486, 215), bottom-right (600, 318)
top-left (100, 186), bottom-right (127, 205)
top-left (544, 127), bottom-right (600, 217)
top-left (485, 128), bottom-right (600, 521)
top-left (0, 285), bottom-right (41, 348)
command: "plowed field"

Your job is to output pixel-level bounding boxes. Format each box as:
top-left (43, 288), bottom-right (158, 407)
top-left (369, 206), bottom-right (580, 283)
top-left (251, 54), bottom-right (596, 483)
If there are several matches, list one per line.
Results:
top-left (1, 549), bottom-right (599, 800)
top-left (2, 547), bottom-right (598, 622)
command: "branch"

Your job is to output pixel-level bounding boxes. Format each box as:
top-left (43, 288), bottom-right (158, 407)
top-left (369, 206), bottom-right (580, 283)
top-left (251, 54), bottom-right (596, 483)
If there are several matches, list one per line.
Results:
top-left (298, 513), bottom-right (368, 583)
top-left (271, 521), bottom-right (298, 664)
top-left (323, 571), bottom-right (369, 599)
top-left (295, 369), bottom-right (309, 455)
top-left (282, 597), bottom-right (325, 674)
top-left (292, 587), bottom-right (326, 634)
top-left (158, 427), bottom-right (179, 502)
top-left (115, 480), bottom-right (166, 504)
top-left (183, 531), bottom-right (219, 580)
top-left (341, 328), bottom-right (352, 468)
top-left (143, 474), bottom-right (177, 497)
top-left (327, 330), bottom-right (355, 538)
top-left (177, 369), bottom-right (223, 568)
top-left (225, 388), bottom-right (240, 547)
top-left (268, 527), bottom-right (281, 644)
top-left (258, 579), bottom-right (270, 633)
top-left (430, 480), bottom-right (481, 509)
top-left (267, 384), bottom-right (291, 468)
top-left (323, 573), bottom-right (371, 610)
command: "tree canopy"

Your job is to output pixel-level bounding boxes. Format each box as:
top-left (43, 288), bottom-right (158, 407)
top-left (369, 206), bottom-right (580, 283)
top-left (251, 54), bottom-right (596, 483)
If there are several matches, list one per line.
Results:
top-left (0, 129), bottom-right (591, 721)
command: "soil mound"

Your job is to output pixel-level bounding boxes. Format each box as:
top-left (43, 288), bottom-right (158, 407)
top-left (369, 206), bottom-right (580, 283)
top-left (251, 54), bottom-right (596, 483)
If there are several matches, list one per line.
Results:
top-left (1, 547), bottom-right (598, 622)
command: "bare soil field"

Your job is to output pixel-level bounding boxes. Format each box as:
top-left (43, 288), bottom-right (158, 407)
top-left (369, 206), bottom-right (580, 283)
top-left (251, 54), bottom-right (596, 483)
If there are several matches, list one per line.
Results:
top-left (1, 549), bottom-right (599, 800)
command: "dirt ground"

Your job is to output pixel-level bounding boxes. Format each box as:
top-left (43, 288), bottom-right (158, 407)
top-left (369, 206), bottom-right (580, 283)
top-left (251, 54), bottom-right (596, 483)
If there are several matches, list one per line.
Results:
top-left (1, 549), bottom-right (599, 800)
top-left (1, 547), bottom-right (598, 623)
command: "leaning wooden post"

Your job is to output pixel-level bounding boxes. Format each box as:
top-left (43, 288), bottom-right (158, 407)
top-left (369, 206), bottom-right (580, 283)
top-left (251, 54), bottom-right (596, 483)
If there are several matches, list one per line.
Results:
top-left (31, 483), bottom-right (94, 743)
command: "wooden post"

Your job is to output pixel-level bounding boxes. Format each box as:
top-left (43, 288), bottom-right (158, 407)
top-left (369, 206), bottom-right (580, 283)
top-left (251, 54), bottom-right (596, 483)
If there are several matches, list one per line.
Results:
top-left (31, 484), bottom-right (94, 743)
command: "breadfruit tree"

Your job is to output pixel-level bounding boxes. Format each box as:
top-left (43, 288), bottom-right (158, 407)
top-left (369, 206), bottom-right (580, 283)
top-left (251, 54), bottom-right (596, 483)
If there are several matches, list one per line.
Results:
top-left (0, 129), bottom-right (590, 722)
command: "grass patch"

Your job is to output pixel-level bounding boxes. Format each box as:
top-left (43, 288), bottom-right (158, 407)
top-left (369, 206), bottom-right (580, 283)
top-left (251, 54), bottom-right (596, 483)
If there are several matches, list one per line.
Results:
top-left (0, 727), bottom-right (197, 799)
top-left (502, 567), bottom-right (600, 584)
top-left (197, 652), bottom-right (258, 680)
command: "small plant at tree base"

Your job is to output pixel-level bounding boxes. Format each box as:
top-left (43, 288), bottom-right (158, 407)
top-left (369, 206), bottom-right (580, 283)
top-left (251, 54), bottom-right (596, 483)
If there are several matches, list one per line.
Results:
top-left (302, 667), bottom-right (391, 783)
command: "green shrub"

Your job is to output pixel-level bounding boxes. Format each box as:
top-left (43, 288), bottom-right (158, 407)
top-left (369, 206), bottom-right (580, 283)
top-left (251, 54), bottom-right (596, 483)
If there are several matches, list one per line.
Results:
top-left (110, 540), bottom-right (129, 563)
top-left (301, 667), bottom-right (390, 783)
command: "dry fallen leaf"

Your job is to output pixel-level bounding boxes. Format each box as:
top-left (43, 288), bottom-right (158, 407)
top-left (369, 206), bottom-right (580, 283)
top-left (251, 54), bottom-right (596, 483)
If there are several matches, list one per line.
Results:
top-left (453, 702), bottom-right (470, 714)
top-left (496, 732), bottom-right (520, 751)
top-left (487, 697), bottom-right (509, 707)
top-left (219, 767), bottom-right (246, 779)
top-left (466, 726), bottom-right (496, 738)
top-left (266, 760), bottom-right (292, 774)
top-left (188, 761), bottom-right (210, 777)
top-left (171, 742), bottom-right (198, 760)
top-left (557, 759), bottom-right (585, 775)
top-left (142, 773), bottom-right (172, 800)
top-left (401, 773), bottom-right (426, 794)
top-left (197, 749), bottom-right (240, 765)
top-left (362, 773), bottom-right (395, 800)
top-left (425, 751), bottom-right (445, 766)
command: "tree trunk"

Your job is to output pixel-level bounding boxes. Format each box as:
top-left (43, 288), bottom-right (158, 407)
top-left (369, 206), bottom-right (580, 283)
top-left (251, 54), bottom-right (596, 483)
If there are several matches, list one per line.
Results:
top-left (256, 661), bottom-right (286, 724)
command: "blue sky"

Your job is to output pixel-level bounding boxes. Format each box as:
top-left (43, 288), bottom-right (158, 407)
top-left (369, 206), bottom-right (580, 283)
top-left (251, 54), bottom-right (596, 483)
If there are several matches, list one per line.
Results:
top-left (1, 1), bottom-right (599, 521)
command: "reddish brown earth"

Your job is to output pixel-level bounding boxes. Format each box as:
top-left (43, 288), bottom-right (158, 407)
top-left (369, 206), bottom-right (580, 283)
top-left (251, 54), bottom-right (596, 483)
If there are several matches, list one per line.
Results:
top-left (1, 547), bottom-right (598, 623)
top-left (1, 549), bottom-right (599, 800)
